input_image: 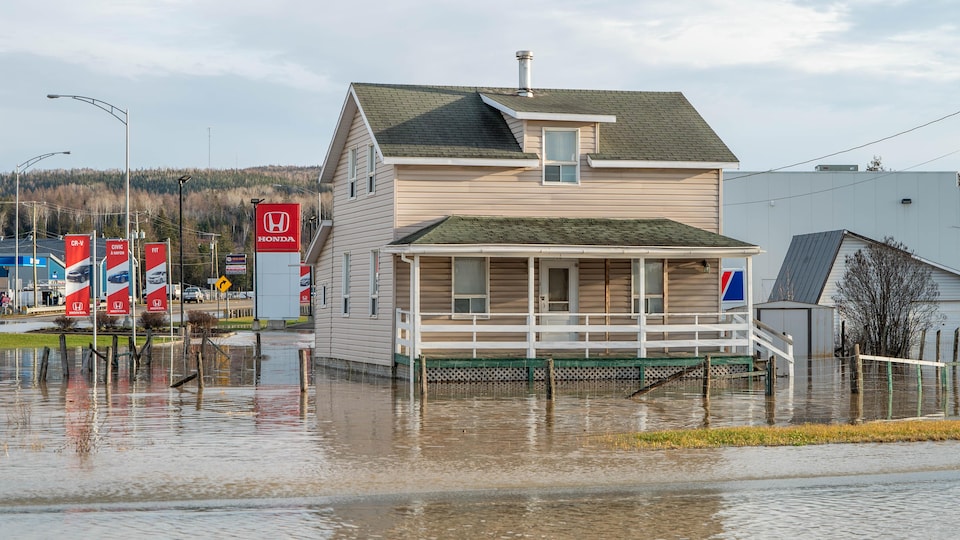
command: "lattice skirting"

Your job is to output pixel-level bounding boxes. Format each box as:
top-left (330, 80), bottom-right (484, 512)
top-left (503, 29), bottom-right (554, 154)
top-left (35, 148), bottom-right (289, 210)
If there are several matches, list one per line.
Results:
top-left (426, 364), bottom-right (748, 383)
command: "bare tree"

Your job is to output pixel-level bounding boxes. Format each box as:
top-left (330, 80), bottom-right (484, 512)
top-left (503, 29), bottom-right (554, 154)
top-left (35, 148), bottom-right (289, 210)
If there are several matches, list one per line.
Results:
top-left (834, 237), bottom-right (941, 357)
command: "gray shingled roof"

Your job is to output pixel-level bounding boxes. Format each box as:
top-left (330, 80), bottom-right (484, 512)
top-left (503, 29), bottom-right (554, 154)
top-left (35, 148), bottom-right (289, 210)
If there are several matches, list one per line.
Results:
top-left (391, 216), bottom-right (756, 249)
top-left (768, 230), bottom-right (845, 303)
top-left (351, 83), bottom-right (737, 163)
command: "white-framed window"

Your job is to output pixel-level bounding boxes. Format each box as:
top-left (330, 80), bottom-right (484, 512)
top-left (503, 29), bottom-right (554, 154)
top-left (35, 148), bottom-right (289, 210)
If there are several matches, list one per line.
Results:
top-left (341, 253), bottom-right (351, 316)
top-left (366, 144), bottom-right (376, 195)
top-left (632, 259), bottom-right (664, 315)
top-left (369, 249), bottom-right (380, 317)
top-left (453, 257), bottom-right (488, 315)
top-left (320, 283), bottom-right (328, 308)
top-left (347, 148), bottom-right (358, 199)
top-left (542, 129), bottom-right (579, 184)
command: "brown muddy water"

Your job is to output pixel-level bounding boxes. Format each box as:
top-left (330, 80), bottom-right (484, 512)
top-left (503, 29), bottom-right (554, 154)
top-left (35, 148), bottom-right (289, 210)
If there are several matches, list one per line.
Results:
top-left (3, 332), bottom-right (960, 539)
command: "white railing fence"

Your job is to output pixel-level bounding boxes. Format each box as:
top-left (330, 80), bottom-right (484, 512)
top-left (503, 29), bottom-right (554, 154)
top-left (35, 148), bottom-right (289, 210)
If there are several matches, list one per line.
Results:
top-left (396, 309), bottom-right (792, 367)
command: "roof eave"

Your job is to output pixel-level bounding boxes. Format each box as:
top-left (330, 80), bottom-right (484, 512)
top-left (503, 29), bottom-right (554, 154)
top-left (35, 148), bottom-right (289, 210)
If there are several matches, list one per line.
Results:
top-left (587, 156), bottom-right (739, 170)
top-left (304, 220), bottom-right (333, 264)
top-left (382, 244), bottom-right (761, 258)
top-left (480, 94), bottom-right (616, 123)
top-left (383, 156), bottom-right (540, 167)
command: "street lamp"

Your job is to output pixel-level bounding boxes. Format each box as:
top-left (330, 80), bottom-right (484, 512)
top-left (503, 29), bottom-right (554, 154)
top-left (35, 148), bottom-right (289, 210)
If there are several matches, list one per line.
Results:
top-left (250, 198), bottom-right (264, 329)
top-left (178, 175), bottom-right (191, 337)
top-left (48, 94), bottom-right (133, 326)
top-left (14, 151), bottom-right (70, 313)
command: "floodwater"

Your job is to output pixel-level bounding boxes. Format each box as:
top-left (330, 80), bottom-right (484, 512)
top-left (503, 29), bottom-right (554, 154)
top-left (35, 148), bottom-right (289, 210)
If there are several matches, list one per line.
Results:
top-left (3, 334), bottom-right (960, 539)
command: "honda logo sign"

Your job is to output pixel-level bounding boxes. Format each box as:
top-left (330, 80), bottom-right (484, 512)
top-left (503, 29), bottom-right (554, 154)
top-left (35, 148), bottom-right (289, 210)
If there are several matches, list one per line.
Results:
top-left (263, 211), bottom-right (290, 233)
top-left (255, 203), bottom-right (301, 252)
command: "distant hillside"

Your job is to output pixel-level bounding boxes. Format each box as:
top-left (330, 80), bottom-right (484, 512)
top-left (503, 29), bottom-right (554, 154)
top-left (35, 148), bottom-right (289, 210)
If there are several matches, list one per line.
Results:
top-left (0, 166), bottom-right (328, 289)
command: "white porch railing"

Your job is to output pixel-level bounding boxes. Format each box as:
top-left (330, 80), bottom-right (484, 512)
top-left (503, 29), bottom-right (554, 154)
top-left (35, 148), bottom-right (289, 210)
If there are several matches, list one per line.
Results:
top-left (752, 318), bottom-right (795, 379)
top-left (396, 309), bottom-right (789, 363)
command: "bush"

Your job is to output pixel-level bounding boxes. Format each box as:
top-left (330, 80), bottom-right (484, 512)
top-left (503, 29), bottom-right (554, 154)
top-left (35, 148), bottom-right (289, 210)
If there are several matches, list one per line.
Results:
top-left (97, 315), bottom-right (120, 330)
top-left (139, 311), bottom-right (168, 331)
top-left (187, 310), bottom-right (218, 333)
top-left (53, 316), bottom-right (78, 331)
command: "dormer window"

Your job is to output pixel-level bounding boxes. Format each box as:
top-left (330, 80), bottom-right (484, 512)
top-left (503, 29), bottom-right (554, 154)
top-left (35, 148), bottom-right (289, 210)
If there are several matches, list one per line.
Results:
top-left (543, 129), bottom-right (579, 184)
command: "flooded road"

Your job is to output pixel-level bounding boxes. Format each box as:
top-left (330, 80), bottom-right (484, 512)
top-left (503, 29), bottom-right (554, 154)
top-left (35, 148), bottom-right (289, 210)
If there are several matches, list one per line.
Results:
top-left (3, 333), bottom-right (960, 538)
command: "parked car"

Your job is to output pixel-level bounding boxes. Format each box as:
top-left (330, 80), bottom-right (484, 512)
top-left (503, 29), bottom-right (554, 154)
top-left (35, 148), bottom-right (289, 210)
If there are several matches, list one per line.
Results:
top-left (107, 270), bottom-right (129, 283)
top-left (66, 266), bottom-right (91, 283)
top-left (183, 286), bottom-right (205, 303)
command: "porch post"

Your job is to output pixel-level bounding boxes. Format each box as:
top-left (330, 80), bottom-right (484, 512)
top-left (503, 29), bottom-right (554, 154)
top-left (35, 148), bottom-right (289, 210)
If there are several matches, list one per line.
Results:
top-left (410, 255), bottom-right (421, 395)
top-left (527, 256), bottom-right (535, 359)
top-left (638, 257), bottom-right (646, 358)
top-left (746, 256), bottom-right (754, 357)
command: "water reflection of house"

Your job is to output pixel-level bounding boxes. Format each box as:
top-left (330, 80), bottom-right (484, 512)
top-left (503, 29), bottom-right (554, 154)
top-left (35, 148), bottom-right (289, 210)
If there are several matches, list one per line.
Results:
top-left (306, 52), bottom-right (790, 381)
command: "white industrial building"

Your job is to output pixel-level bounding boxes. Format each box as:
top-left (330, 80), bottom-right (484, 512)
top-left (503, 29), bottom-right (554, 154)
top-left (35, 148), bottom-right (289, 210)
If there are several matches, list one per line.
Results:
top-left (724, 168), bottom-right (960, 358)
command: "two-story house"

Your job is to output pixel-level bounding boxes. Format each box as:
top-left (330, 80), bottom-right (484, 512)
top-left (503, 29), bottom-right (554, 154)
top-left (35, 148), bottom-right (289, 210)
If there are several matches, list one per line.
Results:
top-left (307, 52), bottom-right (787, 382)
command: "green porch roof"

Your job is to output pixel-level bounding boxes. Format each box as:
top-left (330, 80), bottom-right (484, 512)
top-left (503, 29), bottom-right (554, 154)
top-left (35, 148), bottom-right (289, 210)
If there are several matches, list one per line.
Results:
top-left (390, 216), bottom-right (756, 249)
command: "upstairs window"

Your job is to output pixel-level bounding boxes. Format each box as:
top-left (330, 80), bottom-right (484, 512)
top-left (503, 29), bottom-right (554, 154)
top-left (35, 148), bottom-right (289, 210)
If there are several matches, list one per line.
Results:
top-left (347, 148), bottom-right (358, 199)
top-left (543, 129), bottom-right (579, 184)
top-left (366, 144), bottom-right (376, 195)
top-left (632, 260), bottom-right (664, 315)
top-left (453, 257), bottom-right (488, 315)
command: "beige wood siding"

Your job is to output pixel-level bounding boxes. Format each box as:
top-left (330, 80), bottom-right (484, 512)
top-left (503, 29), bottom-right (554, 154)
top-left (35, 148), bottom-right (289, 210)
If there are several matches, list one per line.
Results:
top-left (504, 115), bottom-right (525, 149)
top-left (395, 166), bottom-right (720, 238)
top-left (320, 108), bottom-right (398, 367)
top-left (666, 259), bottom-right (720, 314)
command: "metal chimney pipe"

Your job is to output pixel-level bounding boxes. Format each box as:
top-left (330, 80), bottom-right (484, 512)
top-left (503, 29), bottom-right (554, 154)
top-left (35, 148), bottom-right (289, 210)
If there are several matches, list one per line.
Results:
top-left (516, 50), bottom-right (533, 97)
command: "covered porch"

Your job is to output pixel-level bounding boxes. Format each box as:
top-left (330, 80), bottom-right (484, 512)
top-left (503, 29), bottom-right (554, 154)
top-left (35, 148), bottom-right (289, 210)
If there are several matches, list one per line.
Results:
top-left (384, 216), bottom-right (793, 381)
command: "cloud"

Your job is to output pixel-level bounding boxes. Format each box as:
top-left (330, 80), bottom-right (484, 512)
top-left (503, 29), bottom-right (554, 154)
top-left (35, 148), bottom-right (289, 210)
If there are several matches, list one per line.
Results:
top-left (543, 0), bottom-right (960, 81)
top-left (0, 1), bottom-right (332, 91)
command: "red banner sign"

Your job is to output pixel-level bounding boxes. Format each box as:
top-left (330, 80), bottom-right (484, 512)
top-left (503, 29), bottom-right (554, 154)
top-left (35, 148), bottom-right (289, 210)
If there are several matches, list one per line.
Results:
top-left (105, 239), bottom-right (130, 315)
top-left (255, 203), bottom-right (301, 253)
top-left (144, 242), bottom-right (168, 312)
top-left (64, 234), bottom-right (91, 317)
top-left (300, 264), bottom-right (310, 304)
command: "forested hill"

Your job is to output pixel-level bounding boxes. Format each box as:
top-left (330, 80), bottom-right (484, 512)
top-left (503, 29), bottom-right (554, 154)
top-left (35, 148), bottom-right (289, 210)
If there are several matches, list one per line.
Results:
top-left (0, 165), bottom-right (327, 289)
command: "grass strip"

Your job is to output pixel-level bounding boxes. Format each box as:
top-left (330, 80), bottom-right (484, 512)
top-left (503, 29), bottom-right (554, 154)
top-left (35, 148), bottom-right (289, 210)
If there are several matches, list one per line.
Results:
top-left (602, 420), bottom-right (960, 449)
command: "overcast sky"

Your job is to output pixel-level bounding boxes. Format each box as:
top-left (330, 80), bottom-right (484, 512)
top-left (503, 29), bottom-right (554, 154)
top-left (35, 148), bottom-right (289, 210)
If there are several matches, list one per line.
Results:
top-left (3, 0), bottom-right (960, 175)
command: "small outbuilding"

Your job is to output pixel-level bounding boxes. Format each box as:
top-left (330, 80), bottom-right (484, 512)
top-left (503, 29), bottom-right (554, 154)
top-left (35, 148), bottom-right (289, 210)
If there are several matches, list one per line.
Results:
top-left (755, 300), bottom-right (834, 359)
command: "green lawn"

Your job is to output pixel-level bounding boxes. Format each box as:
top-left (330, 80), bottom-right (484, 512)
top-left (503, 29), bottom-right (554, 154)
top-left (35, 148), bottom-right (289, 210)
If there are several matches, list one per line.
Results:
top-left (601, 420), bottom-right (960, 449)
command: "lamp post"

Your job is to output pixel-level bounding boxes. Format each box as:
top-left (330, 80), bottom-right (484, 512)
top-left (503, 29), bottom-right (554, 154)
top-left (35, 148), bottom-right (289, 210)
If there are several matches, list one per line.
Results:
top-left (47, 94), bottom-right (133, 325)
top-left (250, 198), bottom-right (264, 329)
top-left (178, 175), bottom-right (191, 337)
top-left (14, 151), bottom-right (70, 313)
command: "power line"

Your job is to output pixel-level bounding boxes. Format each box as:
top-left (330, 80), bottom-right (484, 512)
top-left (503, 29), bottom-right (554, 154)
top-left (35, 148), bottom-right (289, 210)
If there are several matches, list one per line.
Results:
top-left (727, 108), bottom-right (960, 181)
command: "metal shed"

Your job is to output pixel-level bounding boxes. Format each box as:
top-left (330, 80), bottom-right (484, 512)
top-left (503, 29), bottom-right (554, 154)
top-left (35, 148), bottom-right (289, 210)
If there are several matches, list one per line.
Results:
top-left (756, 300), bottom-right (834, 359)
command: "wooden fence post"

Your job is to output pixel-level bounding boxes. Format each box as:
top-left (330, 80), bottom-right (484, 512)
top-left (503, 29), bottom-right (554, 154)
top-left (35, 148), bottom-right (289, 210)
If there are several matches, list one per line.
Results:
top-left (196, 347), bottom-right (205, 389)
top-left (702, 355), bottom-right (711, 397)
top-left (853, 344), bottom-right (863, 395)
top-left (39, 346), bottom-right (50, 383)
top-left (299, 349), bottom-right (309, 394)
top-left (419, 356), bottom-right (427, 398)
top-left (546, 358), bottom-right (556, 400)
top-left (59, 334), bottom-right (69, 379)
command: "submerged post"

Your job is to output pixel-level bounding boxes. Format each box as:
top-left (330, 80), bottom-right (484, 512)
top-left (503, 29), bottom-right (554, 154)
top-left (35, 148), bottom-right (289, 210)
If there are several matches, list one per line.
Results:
top-left (419, 356), bottom-right (427, 398)
top-left (546, 358), bottom-right (556, 400)
top-left (59, 334), bottom-right (69, 378)
top-left (39, 346), bottom-right (50, 382)
top-left (702, 355), bottom-right (711, 397)
top-left (853, 344), bottom-right (863, 395)
top-left (196, 348), bottom-right (205, 389)
top-left (765, 356), bottom-right (775, 396)
top-left (299, 349), bottom-right (309, 394)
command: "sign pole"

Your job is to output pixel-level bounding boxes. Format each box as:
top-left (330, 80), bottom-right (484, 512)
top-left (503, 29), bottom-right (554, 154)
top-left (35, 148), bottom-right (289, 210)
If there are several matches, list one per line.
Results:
top-left (91, 231), bottom-right (97, 386)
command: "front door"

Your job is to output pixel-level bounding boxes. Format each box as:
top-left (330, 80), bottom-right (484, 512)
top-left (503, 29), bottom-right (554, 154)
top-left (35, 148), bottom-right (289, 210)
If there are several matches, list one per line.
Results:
top-left (539, 260), bottom-right (578, 343)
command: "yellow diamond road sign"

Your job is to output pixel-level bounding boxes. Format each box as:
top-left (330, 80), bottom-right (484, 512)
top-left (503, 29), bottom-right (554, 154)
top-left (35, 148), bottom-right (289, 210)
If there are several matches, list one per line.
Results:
top-left (216, 275), bottom-right (232, 293)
